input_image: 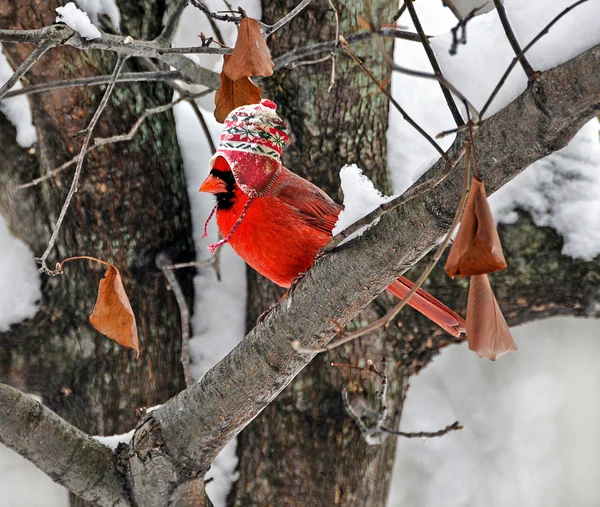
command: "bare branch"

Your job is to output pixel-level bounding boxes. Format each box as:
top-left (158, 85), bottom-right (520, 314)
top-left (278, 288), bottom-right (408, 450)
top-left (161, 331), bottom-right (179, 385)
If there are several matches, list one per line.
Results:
top-left (480, 0), bottom-right (590, 118)
top-left (263, 0), bottom-right (314, 37)
top-left (3, 70), bottom-right (181, 99)
top-left (298, 142), bottom-right (471, 354)
top-left (381, 421), bottom-right (463, 438)
top-left (0, 383), bottom-right (129, 506)
top-left (340, 36), bottom-right (447, 158)
top-left (493, 0), bottom-right (536, 79)
top-left (320, 146), bottom-right (466, 254)
top-left (0, 39), bottom-right (54, 100)
top-left (157, 253), bottom-right (193, 387)
top-left (273, 27), bottom-right (421, 70)
top-left (37, 56), bottom-right (128, 272)
top-left (404, 0), bottom-right (464, 126)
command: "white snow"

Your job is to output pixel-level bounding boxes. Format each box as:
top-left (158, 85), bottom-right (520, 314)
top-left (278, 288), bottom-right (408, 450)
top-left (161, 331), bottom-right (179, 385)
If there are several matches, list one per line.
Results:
top-left (55, 3), bottom-right (102, 40)
top-left (0, 215), bottom-right (41, 331)
top-left (0, 47), bottom-right (37, 147)
top-left (75, 0), bottom-right (120, 29)
top-left (173, 100), bottom-right (246, 506)
top-left (387, 318), bottom-right (600, 507)
top-left (332, 164), bottom-right (394, 240)
top-left (93, 429), bottom-right (135, 450)
top-left (490, 120), bottom-right (600, 260)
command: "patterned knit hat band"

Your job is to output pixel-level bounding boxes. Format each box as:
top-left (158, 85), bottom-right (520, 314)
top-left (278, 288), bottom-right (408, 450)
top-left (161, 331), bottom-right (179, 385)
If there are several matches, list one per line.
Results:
top-left (219, 99), bottom-right (289, 162)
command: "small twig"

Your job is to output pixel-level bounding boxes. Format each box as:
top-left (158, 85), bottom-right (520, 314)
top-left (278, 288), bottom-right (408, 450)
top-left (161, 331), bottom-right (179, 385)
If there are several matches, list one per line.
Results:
top-left (330, 361), bottom-right (385, 379)
top-left (0, 39), bottom-right (54, 101)
top-left (289, 53), bottom-right (333, 69)
top-left (273, 27), bottom-right (421, 70)
top-left (326, 0), bottom-right (339, 93)
top-left (392, 5), bottom-right (407, 23)
top-left (480, 0), bottom-right (590, 118)
top-left (493, 0), bottom-right (536, 80)
top-left (157, 252), bottom-right (193, 387)
top-left (298, 141), bottom-right (472, 355)
top-left (165, 258), bottom-right (215, 270)
top-left (404, 0), bottom-right (464, 127)
top-left (381, 420), bottom-right (463, 438)
top-left (188, 99), bottom-right (216, 154)
top-left (449, 3), bottom-right (489, 55)
top-left (320, 145), bottom-right (466, 254)
top-left (263, 0), bottom-right (314, 37)
top-left (188, 0), bottom-right (242, 23)
top-left (3, 71), bottom-right (181, 100)
top-left (340, 36), bottom-right (447, 158)
top-left (36, 56), bottom-right (128, 273)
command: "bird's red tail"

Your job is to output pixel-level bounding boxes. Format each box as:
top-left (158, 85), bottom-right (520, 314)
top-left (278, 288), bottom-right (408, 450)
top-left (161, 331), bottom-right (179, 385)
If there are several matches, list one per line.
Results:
top-left (386, 277), bottom-right (466, 337)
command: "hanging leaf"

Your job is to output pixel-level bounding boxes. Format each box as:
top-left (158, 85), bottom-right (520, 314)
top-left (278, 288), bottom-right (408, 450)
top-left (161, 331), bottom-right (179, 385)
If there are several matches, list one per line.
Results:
top-left (223, 17), bottom-right (274, 81)
top-left (89, 264), bottom-right (139, 357)
top-left (466, 274), bottom-right (517, 361)
top-left (445, 177), bottom-right (507, 277)
top-left (215, 55), bottom-right (262, 123)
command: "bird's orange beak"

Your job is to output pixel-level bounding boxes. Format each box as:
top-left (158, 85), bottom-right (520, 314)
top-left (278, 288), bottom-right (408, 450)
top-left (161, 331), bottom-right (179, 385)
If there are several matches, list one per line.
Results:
top-left (199, 173), bottom-right (228, 194)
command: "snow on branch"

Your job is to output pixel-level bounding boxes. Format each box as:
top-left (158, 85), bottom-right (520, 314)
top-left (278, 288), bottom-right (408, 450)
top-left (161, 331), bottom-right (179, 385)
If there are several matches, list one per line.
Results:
top-left (0, 382), bottom-right (128, 506)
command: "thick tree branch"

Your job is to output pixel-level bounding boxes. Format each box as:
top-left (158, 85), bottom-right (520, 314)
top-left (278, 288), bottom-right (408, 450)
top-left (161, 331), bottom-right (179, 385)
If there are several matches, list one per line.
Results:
top-left (0, 383), bottom-right (129, 506)
top-left (126, 43), bottom-right (600, 498)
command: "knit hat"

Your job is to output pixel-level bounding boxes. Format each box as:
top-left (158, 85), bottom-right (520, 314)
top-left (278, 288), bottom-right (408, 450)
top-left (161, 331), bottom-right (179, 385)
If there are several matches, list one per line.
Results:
top-left (208, 99), bottom-right (289, 197)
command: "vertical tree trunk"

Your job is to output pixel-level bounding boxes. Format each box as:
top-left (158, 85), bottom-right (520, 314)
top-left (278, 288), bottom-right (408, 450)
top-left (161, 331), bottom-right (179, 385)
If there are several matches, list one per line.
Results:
top-left (229, 2), bottom-right (409, 505)
top-left (0, 3), bottom-right (192, 505)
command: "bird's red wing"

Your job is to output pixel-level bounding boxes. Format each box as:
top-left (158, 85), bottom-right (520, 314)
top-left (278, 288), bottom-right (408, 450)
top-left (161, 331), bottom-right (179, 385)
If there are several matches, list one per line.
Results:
top-left (274, 172), bottom-right (341, 236)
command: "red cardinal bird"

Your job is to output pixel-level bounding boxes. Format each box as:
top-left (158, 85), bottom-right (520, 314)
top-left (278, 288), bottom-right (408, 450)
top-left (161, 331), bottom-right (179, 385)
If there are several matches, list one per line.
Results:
top-left (200, 100), bottom-right (465, 336)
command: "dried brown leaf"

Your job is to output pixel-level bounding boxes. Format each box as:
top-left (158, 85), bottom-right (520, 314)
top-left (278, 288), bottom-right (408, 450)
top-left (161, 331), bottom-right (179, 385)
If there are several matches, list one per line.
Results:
top-left (466, 274), bottom-right (517, 361)
top-left (89, 264), bottom-right (139, 357)
top-left (445, 177), bottom-right (507, 277)
top-left (215, 55), bottom-right (262, 123)
top-left (223, 17), bottom-right (274, 80)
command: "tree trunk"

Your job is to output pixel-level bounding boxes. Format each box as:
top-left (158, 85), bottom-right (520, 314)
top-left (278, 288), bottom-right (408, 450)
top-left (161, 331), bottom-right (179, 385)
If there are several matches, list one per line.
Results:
top-left (230, 2), bottom-right (407, 505)
top-left (0, 0), bottom-right (192, 503)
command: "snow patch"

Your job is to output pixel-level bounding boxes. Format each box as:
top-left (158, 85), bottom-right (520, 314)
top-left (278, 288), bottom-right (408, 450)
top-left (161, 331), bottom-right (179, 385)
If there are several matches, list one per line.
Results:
top-left (93, 430), bottom-right (135, 450)
top-left (0, 47), bottom-right (37, 147)
top-left (0, 215), bottom-right (41, 331)
top-left (55, 3), bottom-right (102, 40)
top-left (332, 164), bottom-right (394, 241)
top-left (490, 120), bottom-right (600, 260)
top-left (204, 439), bottom-right (240, 506)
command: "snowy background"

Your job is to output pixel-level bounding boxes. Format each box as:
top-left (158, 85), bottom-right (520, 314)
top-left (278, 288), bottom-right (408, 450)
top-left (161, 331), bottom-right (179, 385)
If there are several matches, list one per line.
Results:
top-left (1, 0), bottom-right (600, 506)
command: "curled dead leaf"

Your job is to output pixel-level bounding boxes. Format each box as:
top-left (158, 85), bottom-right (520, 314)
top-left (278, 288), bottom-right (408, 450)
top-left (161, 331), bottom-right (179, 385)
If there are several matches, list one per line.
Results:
top-left (215, 55), bottom-right (262, 123)
top-left (445, 177), bottom-right (507, 277)
top-left (223, 17), bottom-right (274, 80)
top-left (89, 264), bottom-right (139, 357)
top-left (466, 274), bottom-right (517, 361)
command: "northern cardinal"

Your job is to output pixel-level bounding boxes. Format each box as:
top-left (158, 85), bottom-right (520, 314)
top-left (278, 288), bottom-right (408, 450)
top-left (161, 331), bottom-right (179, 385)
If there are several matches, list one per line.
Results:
top-left (200, 100), bottom-right (466, 336)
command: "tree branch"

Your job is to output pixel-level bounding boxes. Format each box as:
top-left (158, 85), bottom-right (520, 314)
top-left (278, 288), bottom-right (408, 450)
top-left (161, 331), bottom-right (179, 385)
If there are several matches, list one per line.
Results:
top-left (126, 44), bottom-right (600, 495)
top-left (0, 383), bottom-right (129, 506)
top-left (2, 70), bottom-right (181, 99)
